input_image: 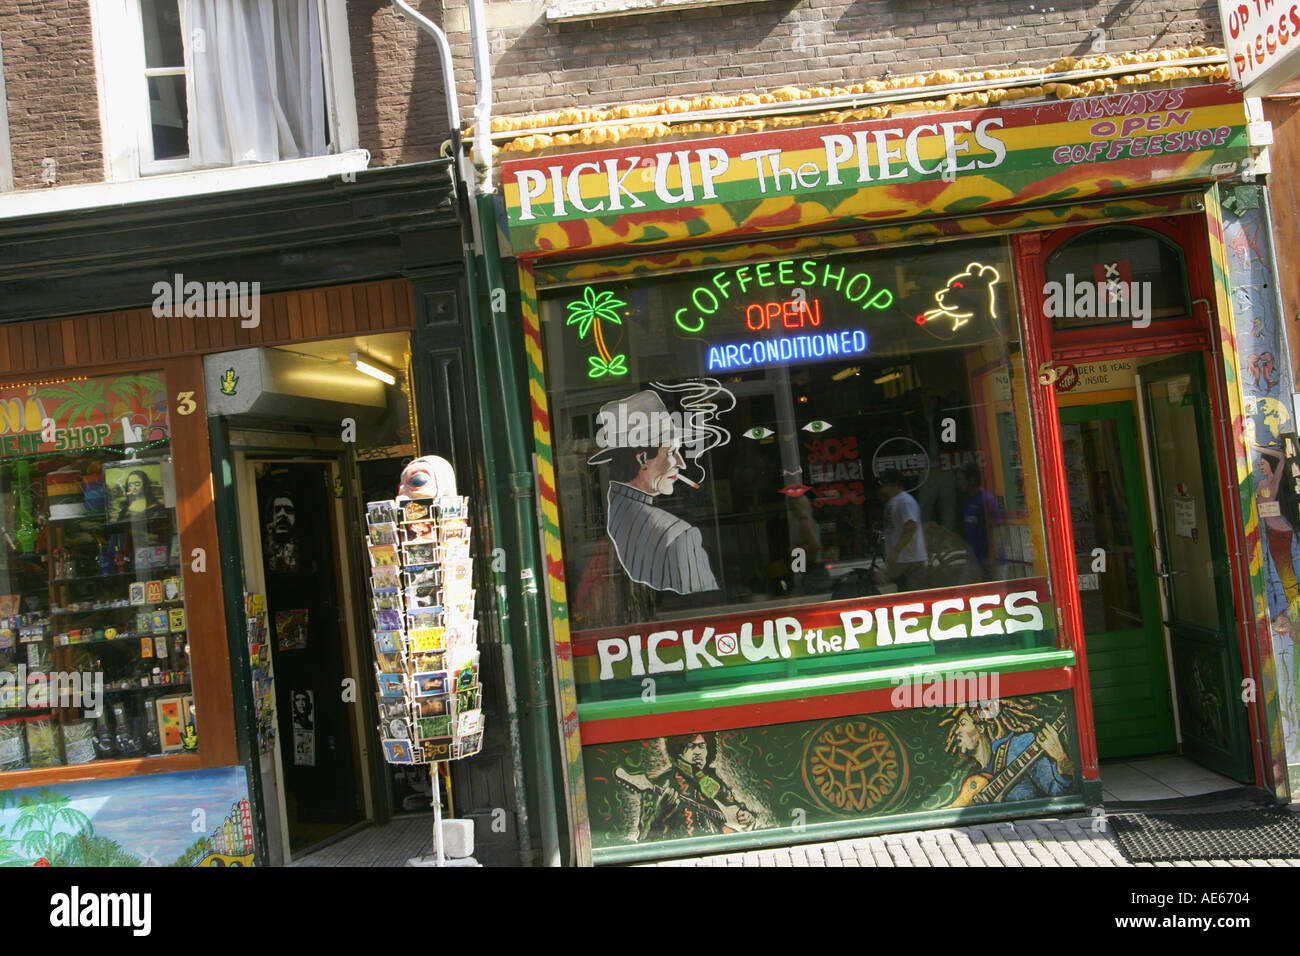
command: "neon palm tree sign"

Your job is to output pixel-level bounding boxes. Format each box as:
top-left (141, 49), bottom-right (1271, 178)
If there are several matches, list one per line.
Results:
top-left (566, 287), bottom-right (628, 378)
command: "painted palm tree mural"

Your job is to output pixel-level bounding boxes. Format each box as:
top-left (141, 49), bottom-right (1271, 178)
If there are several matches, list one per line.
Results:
top-left (567, 287), bottom-right (629, 379)
top-left (35, 372), bottom-right (168, 446)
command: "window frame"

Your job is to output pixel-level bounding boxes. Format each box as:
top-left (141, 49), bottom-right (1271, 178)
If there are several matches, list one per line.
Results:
top-left (91, 0), bottom-right (359, 182)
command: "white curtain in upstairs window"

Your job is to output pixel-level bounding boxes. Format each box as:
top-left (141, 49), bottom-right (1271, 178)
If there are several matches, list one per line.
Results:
top-left (182, 0), bottom-right (326, 167)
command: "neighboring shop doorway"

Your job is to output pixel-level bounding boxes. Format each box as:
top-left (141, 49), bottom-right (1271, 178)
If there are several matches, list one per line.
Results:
top-left (253, 460), bottom-right (364, 852)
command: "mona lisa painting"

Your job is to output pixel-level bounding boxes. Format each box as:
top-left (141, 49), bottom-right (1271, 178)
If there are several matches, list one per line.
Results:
top-left (103, 462), bottom-right (168, 523)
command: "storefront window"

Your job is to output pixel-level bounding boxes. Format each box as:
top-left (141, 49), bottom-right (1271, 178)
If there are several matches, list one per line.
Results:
top-left (0, 371), bottom-right (194, 771)
top-left (540, 237), bottom-right (1056, 702)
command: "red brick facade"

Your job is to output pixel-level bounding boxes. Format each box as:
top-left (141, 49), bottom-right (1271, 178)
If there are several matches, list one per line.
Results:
top-left (446, 0), bottom-right (1224, 119)
top-left (1, 0), bottom-right (105, 190)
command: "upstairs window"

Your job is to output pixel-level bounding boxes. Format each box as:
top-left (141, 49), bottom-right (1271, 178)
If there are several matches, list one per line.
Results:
top-left (94, 0), bottom-right (356, 178)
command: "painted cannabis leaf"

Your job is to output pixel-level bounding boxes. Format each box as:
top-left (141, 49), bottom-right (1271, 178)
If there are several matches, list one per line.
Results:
top-left (566, 287), bottom-right (628, 378)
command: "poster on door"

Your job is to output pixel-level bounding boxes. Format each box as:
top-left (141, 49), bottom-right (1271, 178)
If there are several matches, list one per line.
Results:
top-left (292, 689), bottom-right (315, 767)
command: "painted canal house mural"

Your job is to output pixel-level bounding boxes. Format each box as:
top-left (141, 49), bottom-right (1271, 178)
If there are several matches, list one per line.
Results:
top-left (586, 693), bottom-right (1078, 850)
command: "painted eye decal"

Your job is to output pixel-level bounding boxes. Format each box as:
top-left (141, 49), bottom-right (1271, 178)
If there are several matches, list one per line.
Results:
top-left (802, 420), bottom-right (832, 433)
top-left (744, 427), bottom-right (775, 440)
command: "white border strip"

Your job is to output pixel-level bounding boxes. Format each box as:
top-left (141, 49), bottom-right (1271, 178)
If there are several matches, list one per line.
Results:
top-left (0, 149), bottom-right (370, 221)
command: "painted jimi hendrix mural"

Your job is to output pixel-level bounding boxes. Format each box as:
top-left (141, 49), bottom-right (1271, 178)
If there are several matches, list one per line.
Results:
top-left (587, 691), bottom-right (1078, 851)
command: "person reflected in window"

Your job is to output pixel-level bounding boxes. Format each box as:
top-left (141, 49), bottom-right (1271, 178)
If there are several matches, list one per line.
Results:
top-left (114, 469), bottom-right (167, 522)
top-left (955, 462), bottom-right (1004, 582)
top-left (877, 468), bottom-right (927, 592)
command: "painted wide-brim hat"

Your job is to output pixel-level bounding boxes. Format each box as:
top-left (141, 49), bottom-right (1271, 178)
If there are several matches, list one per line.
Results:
top-left (587, 389), bottom-right (706, 465)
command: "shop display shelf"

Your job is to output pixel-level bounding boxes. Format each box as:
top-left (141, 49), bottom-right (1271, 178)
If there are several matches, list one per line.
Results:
top-left (56, 631), bottom-right (185, 648)
top-left (52, 566), bottom-right (180, 585)
top-left (51, 598), bottom-right (184, 617)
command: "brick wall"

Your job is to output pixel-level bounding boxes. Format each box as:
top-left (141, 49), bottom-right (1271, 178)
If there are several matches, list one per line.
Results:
top-left (349, 0), bottom-right (453, 167)
top-left (1, 0), bottom-right (104, 190)
top-left (451, 0), bottom-right (1225, 120)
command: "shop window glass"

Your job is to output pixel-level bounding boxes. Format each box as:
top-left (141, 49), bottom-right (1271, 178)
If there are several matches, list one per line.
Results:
top-left (1045, 226), bottom-right (1191, 331)
top-left (539, 236), bottom-right (1056, 703)
top-left (0, 371), bottom-right (195, 772)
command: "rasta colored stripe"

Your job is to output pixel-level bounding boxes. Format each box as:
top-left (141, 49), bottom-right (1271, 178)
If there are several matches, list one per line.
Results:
top-left (519, 262), bottom-right (594, 864)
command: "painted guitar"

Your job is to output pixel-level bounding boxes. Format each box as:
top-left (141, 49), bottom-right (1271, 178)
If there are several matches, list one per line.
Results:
top-left (615, 767), bottom-right (756, 832)
top-left (946, 714), bottom-right (1070, 808)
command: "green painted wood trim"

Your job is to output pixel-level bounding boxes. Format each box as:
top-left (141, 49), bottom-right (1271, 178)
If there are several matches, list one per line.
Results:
top-left (593, 794), bottom-right (1088, 864)
top-left (577, 649), bottom-right (1077, 722)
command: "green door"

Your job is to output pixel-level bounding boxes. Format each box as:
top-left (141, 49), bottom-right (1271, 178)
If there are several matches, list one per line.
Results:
top-left (1137, 354), bottom-right (1253, 782)
top-left (1061, 402), bottom-right (1174, 757)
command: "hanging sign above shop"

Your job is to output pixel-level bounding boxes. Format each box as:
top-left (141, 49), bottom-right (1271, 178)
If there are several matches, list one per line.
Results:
top-left (501, 84), bottom-right (1247, 258)
top-left (1219, 1), bottom-right (1300, 97)
top-left (0, 373), bottom-right (169, 461)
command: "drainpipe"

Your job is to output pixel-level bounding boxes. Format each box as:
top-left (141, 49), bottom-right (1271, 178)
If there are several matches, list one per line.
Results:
top-left (464, 0), bottom-right (563, 868)
top-left (390, 0), bottom-right (537, 866)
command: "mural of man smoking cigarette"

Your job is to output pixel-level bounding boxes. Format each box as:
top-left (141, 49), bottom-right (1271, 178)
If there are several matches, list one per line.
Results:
top-left (588, 379), bottom-right (735, 595)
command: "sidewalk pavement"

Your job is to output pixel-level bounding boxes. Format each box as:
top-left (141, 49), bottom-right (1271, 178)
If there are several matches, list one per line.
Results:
top-left (645, 812), bottom-right (1300, 867)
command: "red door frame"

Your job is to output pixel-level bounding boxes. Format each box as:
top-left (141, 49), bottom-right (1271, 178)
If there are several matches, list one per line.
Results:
top-left (1011, 211), bottom-right (1265, 790)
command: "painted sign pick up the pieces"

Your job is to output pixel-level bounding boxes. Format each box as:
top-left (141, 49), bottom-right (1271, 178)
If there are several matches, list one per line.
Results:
top-left (501, 84), bottom-right (1247, 258)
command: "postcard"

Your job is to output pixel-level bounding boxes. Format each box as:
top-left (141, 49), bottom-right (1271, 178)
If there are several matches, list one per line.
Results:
top-left (382, 715), bottom-right (412, 740)
top-left (407, 608), bottom-right (443, 631)
top-left (452, 733), bottom-right (483, 760)
top-left (128, 582), bottom-right (147, 606)
top-left (374, 608), bottom-right (403, 632)
top-left (456, 709), bottom-right (484, 737)
top-left (415, 694), bottom-right (451, 718)
top-left (379, 699), bottom-right (408, 721)
top-left (368, 523), bottom-right (399, 547)
top-left (368, 543), bottom-right (398, 567)
top-left (382, 738), bottom-right (415, 764)
top-left (412, 651), bottom-right (445, 672)
top-left (454, 664), bottom-right (479, 691)
top-left (373, 630), bottom-right (401, 655)
top-left (372, 591), bottom-right (402, 613)
top-left (151, 610), bottom-right (170, 634)
top-left (437, 495), bottom-right (467, 519)
top-left (413, 671), bottom-right (449, 697)
top-left (366, 500), bottom-right (398, 527)
top-left (405, 586), bottom-right (439, 611)
top-left (403, 519), bottom-right (437, 544)
top-left (163, 576), bottom-right (184, 601)
top-left (401, 542), bottom-right (437, 567)
top-left (401, 499), bottom-right (431, 523)
top-left (376, 652), bottom-right (403, 674)
top-left (404, 564), bottom-right (441, 594)
top-left (418, 737), bottom-right (452, 762)
top-left (456, 686), bottom-right (481, 714)
top-left (371, 565), bottom-right (400, 590)
top-left (169, 608), bottom-right (186, 632)
top-left (418, 715), bottom-right (452, 738)
top-left (409, 627), bottom-right (444, 653)
top-left (440, 518), bottom-right (470, 546)
top-left (377, 672), bottom-right (406, 699)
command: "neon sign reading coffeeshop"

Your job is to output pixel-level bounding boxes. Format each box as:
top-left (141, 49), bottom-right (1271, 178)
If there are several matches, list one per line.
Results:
top-left (674, 258), bottom-right (894, 334)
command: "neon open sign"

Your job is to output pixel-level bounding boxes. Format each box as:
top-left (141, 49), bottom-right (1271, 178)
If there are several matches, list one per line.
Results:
top-left (746, 299), bottom-right (822, 330)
